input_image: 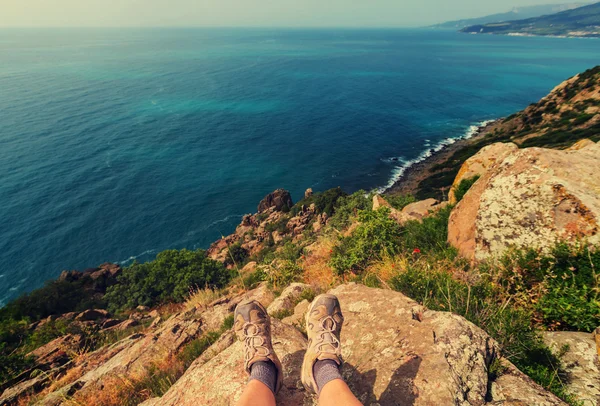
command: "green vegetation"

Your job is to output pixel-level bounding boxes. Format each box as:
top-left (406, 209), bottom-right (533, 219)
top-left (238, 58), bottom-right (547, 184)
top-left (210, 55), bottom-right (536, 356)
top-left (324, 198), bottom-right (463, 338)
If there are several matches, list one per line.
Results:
top-left (330, 208), bottom-right (403, 274)
top-left (105, 249), bottom-right (232, 312)
top-left (291, 187), bottom-right (347, 217)
top-left (452, 175), bottom-right (480, 202)
top-left (326, 190), bottom-right (371, 229)
top-left (386, 194), bottom-right (416, 210)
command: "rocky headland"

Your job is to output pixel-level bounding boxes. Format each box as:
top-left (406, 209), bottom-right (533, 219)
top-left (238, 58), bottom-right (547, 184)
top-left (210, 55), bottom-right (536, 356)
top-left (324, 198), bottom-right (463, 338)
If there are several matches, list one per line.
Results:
top-left (1, 67), bottom-right (599, 406)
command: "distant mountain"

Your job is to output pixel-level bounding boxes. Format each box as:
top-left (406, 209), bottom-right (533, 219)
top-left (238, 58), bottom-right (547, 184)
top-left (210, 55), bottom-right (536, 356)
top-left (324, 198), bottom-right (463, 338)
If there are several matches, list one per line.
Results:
top-left (431, 3), bottom-right (589, 29)
top-left (461, 1), bottom-right (600, 37)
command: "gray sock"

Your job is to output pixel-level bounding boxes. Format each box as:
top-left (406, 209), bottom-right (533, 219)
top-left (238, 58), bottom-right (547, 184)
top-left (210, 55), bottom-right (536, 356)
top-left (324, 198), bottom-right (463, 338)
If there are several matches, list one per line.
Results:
top-left (249, 361), bottom-right (277, 394)
top-left (313, 359), bottom-right (343, 394)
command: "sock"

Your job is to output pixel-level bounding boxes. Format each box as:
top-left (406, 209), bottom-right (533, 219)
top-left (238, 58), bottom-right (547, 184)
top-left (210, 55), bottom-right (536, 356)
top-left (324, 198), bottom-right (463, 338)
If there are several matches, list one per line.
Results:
top-left (313, 359), bottom-right (343, 394)
top-left (249, 361), bottom-right (277, 394)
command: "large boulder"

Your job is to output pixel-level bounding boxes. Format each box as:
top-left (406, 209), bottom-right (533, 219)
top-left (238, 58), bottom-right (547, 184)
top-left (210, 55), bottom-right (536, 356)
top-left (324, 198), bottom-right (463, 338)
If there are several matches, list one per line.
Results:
top-left (141, 284), bottom-right (564, 406)
top-left (449, 141), bottom-right (600, 261)
top-left (139, 320), bottom-right (307, 406)
top-left (449, 142), bottom-right (518, 204)
top-left (258, 189), bottom-right (293, 213)
top-left (542, 332), bottom-right (600, 406)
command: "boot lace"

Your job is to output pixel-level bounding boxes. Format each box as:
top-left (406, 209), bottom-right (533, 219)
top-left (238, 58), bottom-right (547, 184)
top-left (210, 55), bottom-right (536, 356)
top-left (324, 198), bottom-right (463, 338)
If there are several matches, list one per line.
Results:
top-left (242, 322), bottom-right (271, 367)
top-left (315, 315), bottom-right (341, 354)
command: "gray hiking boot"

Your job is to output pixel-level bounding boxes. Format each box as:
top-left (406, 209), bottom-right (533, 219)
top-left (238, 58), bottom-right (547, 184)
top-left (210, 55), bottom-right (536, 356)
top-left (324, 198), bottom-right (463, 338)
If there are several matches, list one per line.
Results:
top-left (233, 299), bottom-right (283, 394)
top-left (301, 294), bottom-right (344, 394)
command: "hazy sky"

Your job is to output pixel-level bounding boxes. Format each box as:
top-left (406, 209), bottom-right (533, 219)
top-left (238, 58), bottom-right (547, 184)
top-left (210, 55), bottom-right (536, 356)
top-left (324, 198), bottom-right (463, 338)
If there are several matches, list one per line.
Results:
top-left (0, 0), bottom-right (590, 28)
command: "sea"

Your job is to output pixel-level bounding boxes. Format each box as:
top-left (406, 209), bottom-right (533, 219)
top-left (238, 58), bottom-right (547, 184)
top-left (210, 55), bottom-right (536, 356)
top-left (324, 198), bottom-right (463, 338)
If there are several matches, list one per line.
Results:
top-left (0, 28), bottom-right (598, 306)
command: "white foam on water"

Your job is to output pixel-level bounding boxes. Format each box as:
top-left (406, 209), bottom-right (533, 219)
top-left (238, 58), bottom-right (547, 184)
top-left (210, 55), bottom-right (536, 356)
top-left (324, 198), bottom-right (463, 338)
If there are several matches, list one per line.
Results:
top-left (377, 119), bottom-right (496, 193)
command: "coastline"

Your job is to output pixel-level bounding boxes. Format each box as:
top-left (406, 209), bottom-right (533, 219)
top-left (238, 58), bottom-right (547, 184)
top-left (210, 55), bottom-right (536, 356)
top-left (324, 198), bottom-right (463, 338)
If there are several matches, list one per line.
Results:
top-left (384, 119), bottom-right (500, 196)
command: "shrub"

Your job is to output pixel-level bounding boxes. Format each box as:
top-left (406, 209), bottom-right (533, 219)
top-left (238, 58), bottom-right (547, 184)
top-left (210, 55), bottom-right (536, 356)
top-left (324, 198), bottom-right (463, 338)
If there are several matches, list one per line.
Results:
top-left (399, 205), bottom-right (456, 258)
top-left (327, 190), bottom-right (371, 229)
top-left (0, 276), bottom-right (106, 323)
top-left (536, 245), bottom-right (599, 332)
top-left (291, 187), bottom-right (347, 217)
top-left (330, 208), bottom-right (402, 275)
top-left (267, 260), bottom-right (303, 288)
top-left (0, 343), bottom-right (33, 385)
top-left (105, 249), bottom-right (232, 312)
top-left (385, 194), bottom-right (416, 210)
top-left (452, 175), bottom-right (480, 203)
top-left (224, 242), bottom-right (248, 267)
top-left (264, 216), bottom-right (289, 234)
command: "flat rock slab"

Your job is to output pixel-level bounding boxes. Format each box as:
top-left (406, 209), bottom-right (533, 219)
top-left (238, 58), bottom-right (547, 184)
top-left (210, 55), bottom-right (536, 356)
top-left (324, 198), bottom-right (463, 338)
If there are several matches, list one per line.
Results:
top-left (143, 284), bottom-right (565, 406)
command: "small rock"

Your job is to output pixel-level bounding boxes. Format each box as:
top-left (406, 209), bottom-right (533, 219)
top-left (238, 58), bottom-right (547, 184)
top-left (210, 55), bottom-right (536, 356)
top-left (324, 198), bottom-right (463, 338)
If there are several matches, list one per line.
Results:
top-left (281, 299), bottom-right (310, 327)
top-left (136, 305), bottom-right (150, 312)
top-left (150, 317), bottom-right (162, 329)
top-left (241, 261), bottom-right (257, 274)
top-left (148, 310), bottom-right (160, 319)
top-left (267, 283), bottom-right (311, 317)
top-left (304, 188), bottom-right (313, 199)
top-left (113, 319), bottom-right (139, 331)
top-left (401, 198), bottom-right (441, 221)
top-left (75, 309), bottom-right (109, 322)
top-left (101, 319), bottom-right (122, 329)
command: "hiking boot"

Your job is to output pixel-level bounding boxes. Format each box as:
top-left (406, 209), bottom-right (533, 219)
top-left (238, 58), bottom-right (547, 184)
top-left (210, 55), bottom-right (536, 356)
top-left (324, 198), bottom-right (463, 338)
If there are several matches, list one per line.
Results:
top-left (301, 294), bottom-right (344, 394)
top-left (233, 299), bottom-right (283, 394)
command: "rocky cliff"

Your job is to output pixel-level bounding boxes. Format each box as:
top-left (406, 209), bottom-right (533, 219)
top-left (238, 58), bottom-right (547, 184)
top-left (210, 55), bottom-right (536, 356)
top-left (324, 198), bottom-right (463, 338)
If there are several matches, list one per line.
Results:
top-left (1, 70), bottom-right (600, 406)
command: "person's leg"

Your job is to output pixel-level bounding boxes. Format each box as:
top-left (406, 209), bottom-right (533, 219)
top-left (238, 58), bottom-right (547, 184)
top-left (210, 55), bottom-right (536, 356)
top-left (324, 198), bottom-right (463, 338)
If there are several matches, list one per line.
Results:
top-left (236, 379), bottom-right (276, 406)
top-left (301, 294), bottom-right (363, 405)
top-left (319, 379), bottom-right (363, 406)
top-left (233, 300), bottom-right (283, 406)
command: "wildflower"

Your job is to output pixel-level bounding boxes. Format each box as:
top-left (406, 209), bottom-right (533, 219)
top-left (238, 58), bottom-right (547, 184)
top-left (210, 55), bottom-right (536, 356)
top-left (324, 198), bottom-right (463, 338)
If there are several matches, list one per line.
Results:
top-left (413, 248), bottom-right (421, 254)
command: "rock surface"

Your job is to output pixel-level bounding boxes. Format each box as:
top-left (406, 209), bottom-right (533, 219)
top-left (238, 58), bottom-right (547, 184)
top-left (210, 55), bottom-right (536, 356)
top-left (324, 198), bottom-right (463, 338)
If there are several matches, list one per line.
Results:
top-left (258, 189), bottom-right (294, 213)
top-left (543, 332), bottom-right (600, 406)
top-left (449, 142), bottom-right (519, 204)
top-left (449, 141), bottom-right (600, 261)
top-left (373, 195), bottom-right (447, 226)
top-left (142, 284), bottom-right (564, 406)
top-left (267, 283), bottom-right (311, 317)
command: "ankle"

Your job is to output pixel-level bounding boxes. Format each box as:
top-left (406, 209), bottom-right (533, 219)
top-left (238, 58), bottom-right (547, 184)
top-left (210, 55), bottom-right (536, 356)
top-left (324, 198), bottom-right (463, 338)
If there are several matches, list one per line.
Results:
top-left (313, 359), bottom-right (343, 394)
top-left (249, 361), bottom-right (278, 395)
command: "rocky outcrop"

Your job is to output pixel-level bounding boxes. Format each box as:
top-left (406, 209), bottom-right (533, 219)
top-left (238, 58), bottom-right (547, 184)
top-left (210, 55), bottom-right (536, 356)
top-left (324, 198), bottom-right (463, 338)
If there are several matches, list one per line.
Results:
top-left (373, 195), bottom-right (447, 226)
top-left (449, 142), bottom-right (518, 204)
top-left (257, 189), bottom-right (293, 213)
top-left (448, 141), bottom-right (600, 261)
top-left (543, 332), bottom-right (600, 406)
top-left (142, 284), bottom-right (564, 406)
top-left (18, 284), bottom-right (275, 406)
top-left (266, 283), bottom-right (311, 317)
top-left (208, 189), bottom-right (323, 263)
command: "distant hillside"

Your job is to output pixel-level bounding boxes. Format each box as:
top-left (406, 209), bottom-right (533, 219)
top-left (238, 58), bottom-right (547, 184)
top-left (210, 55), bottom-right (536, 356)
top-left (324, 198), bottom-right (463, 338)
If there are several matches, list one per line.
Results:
top-left (389, 66), bottom-right (600, 200)
top-left (461, 1), bottom-right (600, 37)
top-left (432, 3), bottom-right (589, 29)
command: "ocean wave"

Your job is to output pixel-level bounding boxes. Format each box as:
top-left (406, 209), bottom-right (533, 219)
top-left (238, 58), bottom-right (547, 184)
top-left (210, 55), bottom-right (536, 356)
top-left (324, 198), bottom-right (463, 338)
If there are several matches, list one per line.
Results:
top-left (377, 119), bottom-right (496, 193)
top-left (188, 214), bottom-right (246, 237)
top-left (116, 214), bottom-right (245, 266)
top-left (118, 249), bottom-right (157, 265)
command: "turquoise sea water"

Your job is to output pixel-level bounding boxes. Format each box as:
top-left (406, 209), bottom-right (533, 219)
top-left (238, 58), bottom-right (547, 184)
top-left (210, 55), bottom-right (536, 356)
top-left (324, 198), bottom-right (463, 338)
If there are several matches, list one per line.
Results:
top-left (0, 28), bottom-right (598, 305)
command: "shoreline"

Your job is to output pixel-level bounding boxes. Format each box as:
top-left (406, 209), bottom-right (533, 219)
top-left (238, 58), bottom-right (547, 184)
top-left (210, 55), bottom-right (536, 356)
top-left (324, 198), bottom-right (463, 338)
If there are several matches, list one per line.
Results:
top-left (383, 119), bottom-right (500, 196)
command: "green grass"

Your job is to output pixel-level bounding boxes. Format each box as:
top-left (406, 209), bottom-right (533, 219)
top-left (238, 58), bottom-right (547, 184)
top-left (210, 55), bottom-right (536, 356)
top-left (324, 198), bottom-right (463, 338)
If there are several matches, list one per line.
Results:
top-left (452, 175), bottom-right (480, 203)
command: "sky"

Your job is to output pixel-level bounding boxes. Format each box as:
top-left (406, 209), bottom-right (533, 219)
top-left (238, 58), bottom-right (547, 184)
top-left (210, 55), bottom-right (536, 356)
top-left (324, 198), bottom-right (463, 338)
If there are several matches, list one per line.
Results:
top-left (0, 0), bottom-right (591, 28)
